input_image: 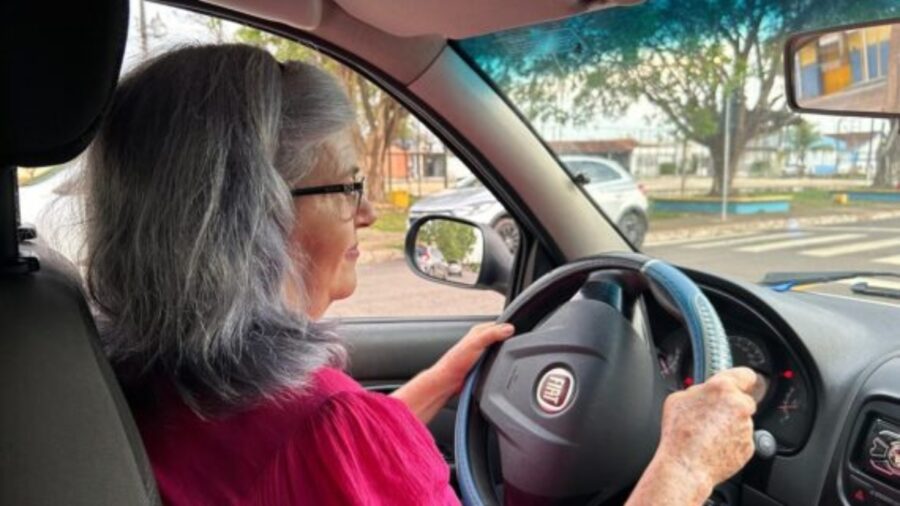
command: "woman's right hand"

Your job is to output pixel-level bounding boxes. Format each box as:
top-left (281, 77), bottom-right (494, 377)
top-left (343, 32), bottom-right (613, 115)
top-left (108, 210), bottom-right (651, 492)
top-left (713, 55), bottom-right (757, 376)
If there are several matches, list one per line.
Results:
top-left (626, 367), bottom-right (758, 505)
top-left (657, 367), bottom-right (758, 487)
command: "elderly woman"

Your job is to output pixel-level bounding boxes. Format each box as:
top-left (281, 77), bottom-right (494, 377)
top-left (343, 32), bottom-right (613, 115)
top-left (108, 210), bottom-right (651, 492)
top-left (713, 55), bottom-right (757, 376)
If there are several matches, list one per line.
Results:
top-left (83, 44), bottom-right (757, 505)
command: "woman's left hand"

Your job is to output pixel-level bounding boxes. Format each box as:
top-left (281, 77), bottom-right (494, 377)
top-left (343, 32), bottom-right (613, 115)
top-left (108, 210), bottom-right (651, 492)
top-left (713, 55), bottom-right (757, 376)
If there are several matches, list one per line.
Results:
top-left (392, 322), bottom-right (515, 423)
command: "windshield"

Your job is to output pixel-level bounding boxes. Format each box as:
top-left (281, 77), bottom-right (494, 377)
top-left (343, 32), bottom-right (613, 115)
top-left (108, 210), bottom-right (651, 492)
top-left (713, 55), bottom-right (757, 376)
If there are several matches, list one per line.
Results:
top-left (457, 0), bottom-right (900, 297)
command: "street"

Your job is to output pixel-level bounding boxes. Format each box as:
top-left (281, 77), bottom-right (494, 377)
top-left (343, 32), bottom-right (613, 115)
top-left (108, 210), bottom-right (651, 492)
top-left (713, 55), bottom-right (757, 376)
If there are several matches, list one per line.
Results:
top-left (644, 217), bottom-right (900, 283)
top-left (330, 216), bottom-right (900, 318)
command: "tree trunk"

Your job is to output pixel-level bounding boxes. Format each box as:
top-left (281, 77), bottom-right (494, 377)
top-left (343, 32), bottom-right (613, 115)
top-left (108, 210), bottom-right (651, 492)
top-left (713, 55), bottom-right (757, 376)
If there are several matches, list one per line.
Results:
top-left (707, 136), bottom-right (745, 197)
top-left (874, 119), bottom-right (900, 188)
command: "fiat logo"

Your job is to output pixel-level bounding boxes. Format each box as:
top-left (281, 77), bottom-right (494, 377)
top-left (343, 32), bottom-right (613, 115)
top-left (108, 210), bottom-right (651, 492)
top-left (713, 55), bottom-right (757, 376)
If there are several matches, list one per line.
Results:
top-left (536, 367), bottom-right (575, 414)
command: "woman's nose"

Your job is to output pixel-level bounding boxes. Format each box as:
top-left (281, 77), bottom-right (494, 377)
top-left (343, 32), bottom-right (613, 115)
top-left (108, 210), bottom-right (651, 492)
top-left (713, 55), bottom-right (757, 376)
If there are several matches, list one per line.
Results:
top-left (355, 197), bottom-right (377, 228)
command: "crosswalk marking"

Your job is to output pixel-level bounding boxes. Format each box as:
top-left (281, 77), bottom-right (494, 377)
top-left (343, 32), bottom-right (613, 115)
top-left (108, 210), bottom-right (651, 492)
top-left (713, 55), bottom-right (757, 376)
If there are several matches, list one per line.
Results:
top-left (738, 233), bottom-right (864, 253)
top-left (801, 238), bottom-right (900, 258)
top-left (874, 254), bottom-right (900, 266)
top-left (686, 232), bottom-right (808, 250)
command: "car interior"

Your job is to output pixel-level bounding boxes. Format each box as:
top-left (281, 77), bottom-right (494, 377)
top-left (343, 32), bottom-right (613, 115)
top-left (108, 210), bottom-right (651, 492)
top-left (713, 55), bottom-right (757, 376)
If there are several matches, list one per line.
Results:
top-left (4, 1), bottom-right (900, 505)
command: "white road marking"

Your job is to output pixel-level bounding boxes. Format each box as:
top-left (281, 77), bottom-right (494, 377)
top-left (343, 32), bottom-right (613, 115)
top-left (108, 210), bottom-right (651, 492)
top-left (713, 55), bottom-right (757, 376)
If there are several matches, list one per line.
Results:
top-left (875, 254), bottom-right (900, 266)
top-left (738, 233), bottom-right (864, 253)
top-left (685, 232), bottom-right (808, 250)
top-left (801, 237), bottom-right (900, 258)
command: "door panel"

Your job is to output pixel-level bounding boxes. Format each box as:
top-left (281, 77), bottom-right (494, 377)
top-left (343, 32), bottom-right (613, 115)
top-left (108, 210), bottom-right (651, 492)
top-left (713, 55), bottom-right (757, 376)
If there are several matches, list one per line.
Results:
top-left (337, 315), bottom-right (497, 486)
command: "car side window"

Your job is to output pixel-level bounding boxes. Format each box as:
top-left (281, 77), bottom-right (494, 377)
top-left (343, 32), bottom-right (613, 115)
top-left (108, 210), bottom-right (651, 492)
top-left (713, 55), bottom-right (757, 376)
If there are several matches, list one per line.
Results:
top-left (567, 160), bottom-right (621, 183)
top-left (16, 5), bottom-right (509, 319)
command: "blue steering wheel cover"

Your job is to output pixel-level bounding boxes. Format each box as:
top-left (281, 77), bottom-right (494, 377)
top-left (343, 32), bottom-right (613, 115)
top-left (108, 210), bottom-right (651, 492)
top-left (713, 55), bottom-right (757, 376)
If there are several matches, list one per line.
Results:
top-left (455, 357), bottom-right (486, 506)
top-left (641, 259), bottom-right (732, 380)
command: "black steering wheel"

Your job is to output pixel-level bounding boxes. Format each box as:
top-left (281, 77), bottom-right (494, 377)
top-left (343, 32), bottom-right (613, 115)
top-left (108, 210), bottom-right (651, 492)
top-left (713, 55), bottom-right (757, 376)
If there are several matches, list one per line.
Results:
top-left (455, 253), bottom-right (733, 505)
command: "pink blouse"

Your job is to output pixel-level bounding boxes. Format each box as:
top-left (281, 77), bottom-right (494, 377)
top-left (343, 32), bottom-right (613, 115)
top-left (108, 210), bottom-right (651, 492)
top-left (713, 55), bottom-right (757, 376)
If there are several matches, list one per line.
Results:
top-left (136, 367), bottom-right (460, 505)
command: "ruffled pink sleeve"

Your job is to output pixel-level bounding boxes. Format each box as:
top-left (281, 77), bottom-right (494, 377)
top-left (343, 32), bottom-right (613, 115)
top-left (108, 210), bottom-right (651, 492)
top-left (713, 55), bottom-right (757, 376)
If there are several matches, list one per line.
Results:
top-left (252, 390), bottom-right (460, 506)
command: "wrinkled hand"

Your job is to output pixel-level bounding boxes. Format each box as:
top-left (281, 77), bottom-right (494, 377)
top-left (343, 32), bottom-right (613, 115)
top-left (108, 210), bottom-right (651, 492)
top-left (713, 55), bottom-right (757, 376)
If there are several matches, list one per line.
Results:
top-left (431, 322), bottom-right (516, 394)
top-left (657, 367), bottom-right (758, 490)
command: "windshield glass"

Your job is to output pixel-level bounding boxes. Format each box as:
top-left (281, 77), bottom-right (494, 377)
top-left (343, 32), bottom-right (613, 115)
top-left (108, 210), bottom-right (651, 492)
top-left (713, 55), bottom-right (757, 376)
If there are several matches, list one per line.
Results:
top-left (457, 0), bottom-right (900, 297)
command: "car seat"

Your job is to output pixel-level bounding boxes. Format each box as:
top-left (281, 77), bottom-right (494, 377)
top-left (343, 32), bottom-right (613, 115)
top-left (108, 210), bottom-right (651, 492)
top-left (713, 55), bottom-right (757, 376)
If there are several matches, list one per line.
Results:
top-left (0, 2), bottom-right (160, 504)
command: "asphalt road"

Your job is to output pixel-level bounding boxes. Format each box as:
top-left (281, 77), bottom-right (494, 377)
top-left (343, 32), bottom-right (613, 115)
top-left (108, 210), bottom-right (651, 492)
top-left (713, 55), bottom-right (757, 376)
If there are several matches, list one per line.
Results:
top-left (644, 216), bottom-right (900, 304)
top-left (331, 217), bottom-right (900, 317)
top-left (644, 217), bottom-right (900, 280)
top-left (326, 260), bottom-right (506, 318)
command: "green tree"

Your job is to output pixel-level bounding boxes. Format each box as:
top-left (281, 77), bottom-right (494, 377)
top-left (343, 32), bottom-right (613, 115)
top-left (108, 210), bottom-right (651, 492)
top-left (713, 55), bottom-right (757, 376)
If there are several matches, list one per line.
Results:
top-left (787, 119), bottom-right (820, 177)
top-left (233, 28), bottom-right (409, 201)
top-left (462, 0), bottom-right (900, 195)
top-left (419, 220), bottom-right (477, 263)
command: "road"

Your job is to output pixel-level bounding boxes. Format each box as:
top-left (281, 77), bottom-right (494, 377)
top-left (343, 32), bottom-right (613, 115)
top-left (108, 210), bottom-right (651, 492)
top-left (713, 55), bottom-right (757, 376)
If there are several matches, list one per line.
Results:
top-left (644, 217), bottom-right (900, 281)
top-left (326, 260), bottom-right (506, 318)
top-left (331, 217), bottom-right (900, 317)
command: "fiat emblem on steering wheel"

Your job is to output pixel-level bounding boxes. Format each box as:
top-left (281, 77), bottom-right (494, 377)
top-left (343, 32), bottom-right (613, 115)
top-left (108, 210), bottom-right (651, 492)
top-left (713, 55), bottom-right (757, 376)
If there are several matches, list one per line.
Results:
top-left (535, 367), bottom-right (575, 414)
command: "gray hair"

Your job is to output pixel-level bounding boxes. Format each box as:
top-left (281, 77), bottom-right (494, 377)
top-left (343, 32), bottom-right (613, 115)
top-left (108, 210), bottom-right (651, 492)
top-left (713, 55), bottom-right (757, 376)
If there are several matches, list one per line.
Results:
top-left (84, 44), bottom-right (353, 412)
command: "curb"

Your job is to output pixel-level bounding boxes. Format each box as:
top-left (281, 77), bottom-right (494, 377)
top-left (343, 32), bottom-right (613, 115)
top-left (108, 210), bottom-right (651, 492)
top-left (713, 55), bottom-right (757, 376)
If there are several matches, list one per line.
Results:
top-left (644, 209), bottom-right (900, 247)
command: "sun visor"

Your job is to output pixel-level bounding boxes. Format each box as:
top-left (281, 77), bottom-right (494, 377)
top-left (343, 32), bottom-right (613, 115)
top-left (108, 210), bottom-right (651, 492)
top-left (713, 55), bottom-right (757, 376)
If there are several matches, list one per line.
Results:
top-left (206, 0), bottom-right (324, 31)
top-left (334, 0), bottom-right (645, 39)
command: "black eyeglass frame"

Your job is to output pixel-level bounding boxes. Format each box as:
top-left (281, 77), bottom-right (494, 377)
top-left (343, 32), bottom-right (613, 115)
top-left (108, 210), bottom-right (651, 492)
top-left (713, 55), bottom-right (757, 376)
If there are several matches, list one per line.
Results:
top-left (290, 177), bottom-right (366, 219)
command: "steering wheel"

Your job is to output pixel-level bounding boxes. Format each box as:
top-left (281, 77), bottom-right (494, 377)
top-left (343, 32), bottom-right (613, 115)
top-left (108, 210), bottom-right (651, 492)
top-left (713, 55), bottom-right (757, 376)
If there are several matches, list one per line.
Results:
top-left (455, 253), bottom-right (733, 505)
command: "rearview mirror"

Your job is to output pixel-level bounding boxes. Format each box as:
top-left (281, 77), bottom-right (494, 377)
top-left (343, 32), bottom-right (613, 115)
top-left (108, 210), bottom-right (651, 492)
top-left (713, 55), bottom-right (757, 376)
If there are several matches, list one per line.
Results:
top-left (405, 216), bottom-right (513, 294)
top-left (786, 19), bottom-right (900, 117)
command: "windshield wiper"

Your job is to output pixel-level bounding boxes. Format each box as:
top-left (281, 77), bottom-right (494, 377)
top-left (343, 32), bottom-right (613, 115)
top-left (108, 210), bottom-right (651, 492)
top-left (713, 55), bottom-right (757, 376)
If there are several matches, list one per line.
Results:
top-left (761, 271), bottom-right (900, 292)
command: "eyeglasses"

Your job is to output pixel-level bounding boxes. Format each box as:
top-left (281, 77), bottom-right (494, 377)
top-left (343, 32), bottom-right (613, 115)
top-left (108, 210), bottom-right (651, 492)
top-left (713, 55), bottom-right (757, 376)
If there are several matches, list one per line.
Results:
top-left (291, 176), bottom-right (366, 221)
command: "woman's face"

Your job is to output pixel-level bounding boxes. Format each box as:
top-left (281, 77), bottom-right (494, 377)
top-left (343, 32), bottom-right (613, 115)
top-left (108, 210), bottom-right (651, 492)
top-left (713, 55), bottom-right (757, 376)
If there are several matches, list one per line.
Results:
top-left (288, 132), bottom-right (376, 319)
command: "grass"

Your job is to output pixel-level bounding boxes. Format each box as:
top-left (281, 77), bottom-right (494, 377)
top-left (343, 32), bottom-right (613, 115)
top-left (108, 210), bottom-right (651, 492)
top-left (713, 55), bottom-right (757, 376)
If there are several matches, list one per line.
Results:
top-left (371, 206), bottom-right (408, 233)
top-left (648, 209), bottom-right (687, 220)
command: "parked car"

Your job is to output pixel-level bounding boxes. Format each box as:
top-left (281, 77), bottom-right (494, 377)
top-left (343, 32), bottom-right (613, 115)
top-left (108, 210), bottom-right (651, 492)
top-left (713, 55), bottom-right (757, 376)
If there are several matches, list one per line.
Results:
top-left (415, 244), bottom-right (449, 279)
top-left (407, 155), bottom-right (649, 250)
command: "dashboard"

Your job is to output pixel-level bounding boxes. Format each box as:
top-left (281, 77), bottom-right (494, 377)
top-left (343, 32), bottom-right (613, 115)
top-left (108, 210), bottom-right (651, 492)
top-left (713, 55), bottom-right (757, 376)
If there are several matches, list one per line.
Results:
top-left (645, 286), bottom-right (816, 455)
top-left (666, 270), bottom-right (900, 506)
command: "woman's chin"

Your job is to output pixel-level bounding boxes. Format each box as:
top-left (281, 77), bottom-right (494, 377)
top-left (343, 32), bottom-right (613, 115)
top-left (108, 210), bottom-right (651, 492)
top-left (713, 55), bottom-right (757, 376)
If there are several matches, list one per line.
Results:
top-left (331, 277), bottom-right (358, 302)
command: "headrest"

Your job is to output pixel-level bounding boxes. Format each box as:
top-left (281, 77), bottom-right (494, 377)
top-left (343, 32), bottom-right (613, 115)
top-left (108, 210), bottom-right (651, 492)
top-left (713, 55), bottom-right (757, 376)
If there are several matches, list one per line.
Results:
top-left (0, 2), bottom-right (129, 167)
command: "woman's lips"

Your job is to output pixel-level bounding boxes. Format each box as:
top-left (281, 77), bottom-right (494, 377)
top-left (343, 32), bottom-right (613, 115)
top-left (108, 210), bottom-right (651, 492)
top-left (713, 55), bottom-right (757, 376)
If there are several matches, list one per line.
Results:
top-left (345, 244), bottom-right (360, 260)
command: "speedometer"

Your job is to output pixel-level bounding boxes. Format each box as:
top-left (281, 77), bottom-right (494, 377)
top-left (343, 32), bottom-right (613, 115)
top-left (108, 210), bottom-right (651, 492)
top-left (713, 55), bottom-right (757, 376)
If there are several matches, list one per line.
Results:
top-left (656, 331), bottom-right (774, 403)
top-left (729, 334), bottom-right (772, 373)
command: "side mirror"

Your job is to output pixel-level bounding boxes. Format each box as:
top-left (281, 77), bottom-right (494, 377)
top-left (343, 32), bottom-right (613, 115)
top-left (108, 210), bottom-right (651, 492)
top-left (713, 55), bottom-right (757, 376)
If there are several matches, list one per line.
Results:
top-left (786, 19), bottom-right (900, 117)
top-left (572, 172), bottom-right (591, 185)
top-left (404, 216), bottom-right (513, 295)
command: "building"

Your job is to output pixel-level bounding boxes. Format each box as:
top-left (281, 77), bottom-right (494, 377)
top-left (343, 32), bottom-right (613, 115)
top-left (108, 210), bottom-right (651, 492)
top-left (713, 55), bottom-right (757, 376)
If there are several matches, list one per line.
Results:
top-left (794, 25), bottom-right (900, 113)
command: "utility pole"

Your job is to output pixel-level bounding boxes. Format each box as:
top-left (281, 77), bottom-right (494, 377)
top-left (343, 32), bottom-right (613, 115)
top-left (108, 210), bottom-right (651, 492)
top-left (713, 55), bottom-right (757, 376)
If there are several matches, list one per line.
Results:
top-left (722, 93), bottom-right (732, 221)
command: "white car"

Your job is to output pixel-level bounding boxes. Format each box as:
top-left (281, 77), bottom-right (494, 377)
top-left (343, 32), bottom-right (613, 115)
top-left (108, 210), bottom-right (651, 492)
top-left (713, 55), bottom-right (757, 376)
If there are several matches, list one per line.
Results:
top-left (408, 155), bottom-right (649, 251)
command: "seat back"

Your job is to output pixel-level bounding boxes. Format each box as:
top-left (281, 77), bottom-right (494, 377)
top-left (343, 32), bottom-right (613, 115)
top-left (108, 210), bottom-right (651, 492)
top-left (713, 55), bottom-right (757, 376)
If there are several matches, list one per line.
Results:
top-left (0, 2), bottom-right (160, 504)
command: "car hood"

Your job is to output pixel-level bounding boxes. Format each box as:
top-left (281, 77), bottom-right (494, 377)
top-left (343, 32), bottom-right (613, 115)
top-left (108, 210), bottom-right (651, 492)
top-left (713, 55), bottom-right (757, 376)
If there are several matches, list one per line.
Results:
top-left (410, 187), bottom-right (496, 211)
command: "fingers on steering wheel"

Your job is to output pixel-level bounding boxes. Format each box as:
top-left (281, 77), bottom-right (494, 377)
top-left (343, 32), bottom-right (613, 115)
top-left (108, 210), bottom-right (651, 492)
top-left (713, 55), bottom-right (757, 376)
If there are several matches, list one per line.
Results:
top-left (714, 367), bottom-right (758, 395)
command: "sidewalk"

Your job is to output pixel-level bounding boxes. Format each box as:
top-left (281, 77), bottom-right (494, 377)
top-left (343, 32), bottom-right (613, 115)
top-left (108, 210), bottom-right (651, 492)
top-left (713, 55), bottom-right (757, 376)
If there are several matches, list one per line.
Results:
top-left (641, 176), bottom-right (869, 196)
